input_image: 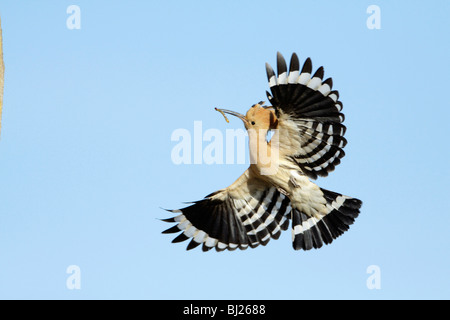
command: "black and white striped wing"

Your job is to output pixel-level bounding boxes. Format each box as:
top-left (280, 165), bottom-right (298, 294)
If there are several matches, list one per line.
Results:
top-left (291, 188), bottom-right (362, 250)
top-left (162, 172), bottom-right (292, 252)
top-left (266, 52), bottom-right (347, 179)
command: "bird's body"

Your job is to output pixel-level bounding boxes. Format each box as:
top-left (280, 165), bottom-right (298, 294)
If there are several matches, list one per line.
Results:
top-left (163, 52), bottom-right (362, 251)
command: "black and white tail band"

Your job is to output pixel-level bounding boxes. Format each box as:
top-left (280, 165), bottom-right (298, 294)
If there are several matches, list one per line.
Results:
top-left (291, 188), bottom-right (362, 250)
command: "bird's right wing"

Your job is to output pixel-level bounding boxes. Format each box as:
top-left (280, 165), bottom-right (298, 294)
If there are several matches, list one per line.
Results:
top-left (265, 52), bottom-right (347, 179)
top-left (162, 169), bottom-right (292, 251)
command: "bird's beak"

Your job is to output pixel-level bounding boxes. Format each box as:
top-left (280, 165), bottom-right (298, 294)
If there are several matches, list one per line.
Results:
top-left (215, 108), bottom-right (248, 124)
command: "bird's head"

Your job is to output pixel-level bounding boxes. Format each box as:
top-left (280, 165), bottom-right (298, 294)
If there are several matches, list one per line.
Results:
top-left (216, 101), bottom-right (278, 132)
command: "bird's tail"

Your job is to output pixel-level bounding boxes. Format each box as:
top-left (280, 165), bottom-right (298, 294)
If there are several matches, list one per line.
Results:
top-left (291, 188), bottom-right (362, 250)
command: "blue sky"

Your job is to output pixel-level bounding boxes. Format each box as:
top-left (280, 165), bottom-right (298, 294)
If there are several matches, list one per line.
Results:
top-left (0, 1), bottom-right (449, 299)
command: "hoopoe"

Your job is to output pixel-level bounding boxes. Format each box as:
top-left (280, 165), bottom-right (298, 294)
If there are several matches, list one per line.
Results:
top-left (162, 52), bottom-right (362, 251)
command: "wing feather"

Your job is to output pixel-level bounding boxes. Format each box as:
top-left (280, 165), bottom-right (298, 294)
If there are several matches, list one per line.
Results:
top-left (162, 169), bottom-right (291, 251)
top-left (266, 52), bottom-right (347, 179)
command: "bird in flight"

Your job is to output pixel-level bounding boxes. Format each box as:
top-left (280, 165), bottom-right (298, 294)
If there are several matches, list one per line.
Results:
top-left (162, 52), bottom-right (362, 251)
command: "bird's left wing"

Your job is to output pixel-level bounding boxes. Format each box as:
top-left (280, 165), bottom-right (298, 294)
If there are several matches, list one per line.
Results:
top-left (162, 169), bottom-right (292, 251)
top-left (266, 52), bottom-right (347, 179)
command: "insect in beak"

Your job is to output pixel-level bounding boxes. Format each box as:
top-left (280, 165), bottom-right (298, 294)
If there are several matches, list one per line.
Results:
top-left (215, 108), bottom-right (248, 124)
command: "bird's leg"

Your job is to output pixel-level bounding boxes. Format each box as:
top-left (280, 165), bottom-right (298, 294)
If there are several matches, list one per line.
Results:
top-left (276, 186), bottom-right (290, 196)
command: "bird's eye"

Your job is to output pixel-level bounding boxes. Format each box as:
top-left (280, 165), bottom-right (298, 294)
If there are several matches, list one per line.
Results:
top-left (251, 121), bottom-right (255, 125)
